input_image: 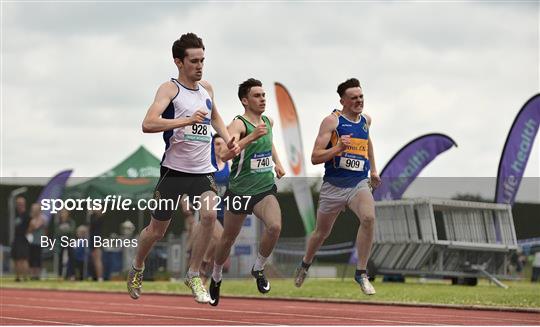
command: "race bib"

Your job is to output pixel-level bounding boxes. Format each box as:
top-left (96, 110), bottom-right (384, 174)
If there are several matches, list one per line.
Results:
top-left (339, 153), bottom-right (365, 171)
top-left (184, 123), bottom-right (211, 142)
top-left (250, 151), bottom-right (273, 173)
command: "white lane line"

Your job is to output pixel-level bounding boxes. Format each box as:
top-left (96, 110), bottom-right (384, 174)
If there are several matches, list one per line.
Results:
top-left (1, 303), bottom-right (272, 326)
top-left (7, 290), bottom-right (539, 324)
top-left (280, 304), bottom-right (540, 324)
top-left (3, 295), bottom-right (442, 325)
top-left (1, 316), bottom-right (84, 325)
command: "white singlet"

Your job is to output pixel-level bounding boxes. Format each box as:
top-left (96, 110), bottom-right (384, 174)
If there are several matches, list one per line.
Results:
top-left (161, 78), bottom-right (216, 174)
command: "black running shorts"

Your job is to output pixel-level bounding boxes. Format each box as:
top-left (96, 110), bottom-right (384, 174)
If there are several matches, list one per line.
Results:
top-left (152, 166), bottom-right (218, 221)
top-left (224, 184), bottom-right (277, 215)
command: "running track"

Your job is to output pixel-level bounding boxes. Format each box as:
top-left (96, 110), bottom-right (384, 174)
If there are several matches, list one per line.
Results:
top-left (1, 288), bottom-right (539, 325)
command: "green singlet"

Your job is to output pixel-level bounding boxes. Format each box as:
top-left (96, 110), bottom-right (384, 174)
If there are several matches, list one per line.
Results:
top-left (228, 115), bottom-right (275, 195)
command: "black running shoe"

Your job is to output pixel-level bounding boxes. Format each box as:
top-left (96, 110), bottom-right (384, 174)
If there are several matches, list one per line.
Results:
top-left (251, 267), bottom-right (270, 294)
top-left (209, 278), bottom-right (221, 306)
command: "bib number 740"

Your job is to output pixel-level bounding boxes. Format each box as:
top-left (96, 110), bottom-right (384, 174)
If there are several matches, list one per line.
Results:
top-left (255, 157), bottom-right (270, 168)
top-left (250, 152), bottom-right (273, 172)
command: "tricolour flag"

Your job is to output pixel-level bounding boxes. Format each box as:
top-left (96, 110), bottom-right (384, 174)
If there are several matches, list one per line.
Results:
top-left (275, 82), bottom-right (316, 234)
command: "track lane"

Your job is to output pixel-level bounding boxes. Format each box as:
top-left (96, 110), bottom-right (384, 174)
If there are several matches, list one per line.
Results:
top-left (1, 288), bottom-right (538, 325)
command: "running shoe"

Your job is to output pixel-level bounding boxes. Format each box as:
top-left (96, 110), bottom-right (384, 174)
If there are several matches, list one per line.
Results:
top-left (208, 278), bottom-right (221, 306)
top-left (127, 265), bottom-right (143, 300)
top-left (251, 267), bottom-right (270, 294)
top-left (185, 275), bottom-right (211, 303)
top-left (355, 273), bottom-right (376, 295)
top-left (293, 264), bottom-right (308, 288)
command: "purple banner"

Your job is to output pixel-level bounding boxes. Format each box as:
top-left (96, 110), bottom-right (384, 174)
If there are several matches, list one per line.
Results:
top-left (495, 94), bottom-right (540, 205)
top-left (373, 134), bottom-right (457, 201)
top-left (37, 169), bottom-right (73, 224)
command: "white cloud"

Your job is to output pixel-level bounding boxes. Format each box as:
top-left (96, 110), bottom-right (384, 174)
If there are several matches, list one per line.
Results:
top-left (2, 2), bottom-right (538, 201)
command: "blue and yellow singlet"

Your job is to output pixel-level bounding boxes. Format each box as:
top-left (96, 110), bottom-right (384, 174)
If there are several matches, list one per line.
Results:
top-left (323, 110), bottom-right (370, 188)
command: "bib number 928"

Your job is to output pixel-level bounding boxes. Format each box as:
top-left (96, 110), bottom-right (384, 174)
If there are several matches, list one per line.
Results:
top-left (191, 124), bottom-right (208, 135)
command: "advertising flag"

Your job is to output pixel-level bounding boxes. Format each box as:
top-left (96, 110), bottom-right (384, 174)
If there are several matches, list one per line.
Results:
top-left (495, 94), bottom-right (540, 204)
top-left (373, 133), bottom-right (457, 201)
top-left (37, 169), bottom-right (73, 224)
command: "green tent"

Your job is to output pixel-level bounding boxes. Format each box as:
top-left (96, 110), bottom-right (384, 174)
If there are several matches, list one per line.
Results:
top-left (65, 146), bottom-right (161, 200)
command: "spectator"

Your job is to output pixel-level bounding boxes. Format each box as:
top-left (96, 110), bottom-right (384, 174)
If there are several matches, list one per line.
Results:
top-left (89, 209), bottom-right (104, 281)
top-left (532, 251), bottom-right (540, 282)
top-left (55, 209), bottom-right (76, 279)
top-left (73, 225), bottom-right (89, 281)
top-left (28, 203), bottom-right (46, 280)
top-left (10, 195), bottom-right (30, 282)
top-left (510, 250), bottom-right (523, 274)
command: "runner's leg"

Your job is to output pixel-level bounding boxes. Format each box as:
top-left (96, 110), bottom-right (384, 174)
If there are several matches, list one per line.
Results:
top-left (347, 188), bottom-right (375, 270)
top-left (302, 210), bottom-right (340, 264)
top-left (252, 194), bottom-right (281, 259)
top-left (188, 190), bottom-right (217, 274)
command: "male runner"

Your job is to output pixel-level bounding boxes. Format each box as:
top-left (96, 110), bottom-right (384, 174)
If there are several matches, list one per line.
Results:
top-left (127, 33), bottom-right (239, 303)
top-left (293, 78), bottom-right (381, 295)
top-left (208, 78), bottom-right (285, 306)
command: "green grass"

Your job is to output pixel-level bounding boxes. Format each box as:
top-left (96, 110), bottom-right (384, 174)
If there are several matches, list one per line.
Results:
top-left (2, 277), bottom-right (539, 309)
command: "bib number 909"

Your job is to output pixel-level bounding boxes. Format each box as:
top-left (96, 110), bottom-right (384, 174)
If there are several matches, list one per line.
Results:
top-left (339, 157), bottom-right (364, 171)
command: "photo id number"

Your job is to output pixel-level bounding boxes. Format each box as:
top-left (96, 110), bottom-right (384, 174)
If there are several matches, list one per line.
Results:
top-left (181, 195), bottom-right (252, 211)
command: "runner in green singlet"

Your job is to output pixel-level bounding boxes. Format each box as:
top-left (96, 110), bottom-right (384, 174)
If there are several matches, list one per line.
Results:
top-left (208, 78), bottom-right (285, 306)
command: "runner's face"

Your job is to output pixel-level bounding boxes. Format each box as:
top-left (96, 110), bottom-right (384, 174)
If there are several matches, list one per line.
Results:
top-left (181, 48), bottom-right (205, 82)
top-left (342, 87), bottom-right (364, 114)
top-left (244, 86), bottom-right (266, 114)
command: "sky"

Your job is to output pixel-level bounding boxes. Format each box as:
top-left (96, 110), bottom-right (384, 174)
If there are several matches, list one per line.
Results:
top-left (1, 1), bottom-right (539, 200)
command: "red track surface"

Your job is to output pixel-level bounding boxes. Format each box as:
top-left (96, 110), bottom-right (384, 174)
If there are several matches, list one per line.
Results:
top-left (1, 288), bottom-right (539, 325)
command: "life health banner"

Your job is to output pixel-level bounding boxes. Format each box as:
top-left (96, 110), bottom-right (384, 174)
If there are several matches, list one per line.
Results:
top-left (495, 94), bottom-right (540, 205)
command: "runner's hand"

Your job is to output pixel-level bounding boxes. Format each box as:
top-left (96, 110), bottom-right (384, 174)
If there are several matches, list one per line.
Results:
top-left (337, 134), bottom-right (352, 151)
top-left (227, 136), bottom-right (240, 156)
top-left (275, 164), bottom-right (285, 179)
top-left (252, 124), bottom-right (268, 140)
top-left (370, 172), bottom-right (381, 189)
top-left (190, 109), bottom-right (208, 124)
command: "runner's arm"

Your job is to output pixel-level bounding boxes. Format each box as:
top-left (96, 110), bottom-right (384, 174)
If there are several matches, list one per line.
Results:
top-left (311, 114), bottom-right (345, 165)
top-left (221, 119), bottom-right (257, 161)
top-left (272, 144), bottom-right (286, 178)
top-left (199, 80), bottom-right (233, 144)
top-left (364, 114), bottom-right (381, 187)
top-left (142, 81), bottom-right (198, 133)
top-left (210, 105), bottom-right (232, 143)
top-left (268, 118), bottom-right (285, 178)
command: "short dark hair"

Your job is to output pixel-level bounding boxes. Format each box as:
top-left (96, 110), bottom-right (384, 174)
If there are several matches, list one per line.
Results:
top-left (337, 78), bottom-right (361, 97)
top-left (238, 78), bottom-right (263, 101)
top-left (172, 33), bottom-right (205, 61)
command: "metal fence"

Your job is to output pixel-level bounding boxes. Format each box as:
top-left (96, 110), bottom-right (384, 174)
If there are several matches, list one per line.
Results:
top-left (371, 198), bottom-right (517, 281)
